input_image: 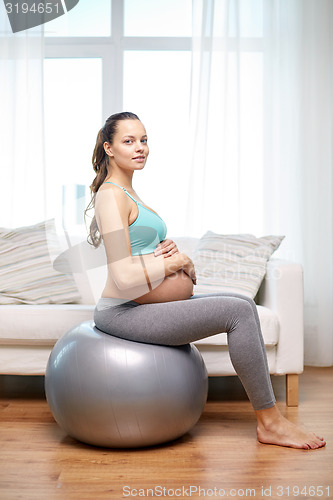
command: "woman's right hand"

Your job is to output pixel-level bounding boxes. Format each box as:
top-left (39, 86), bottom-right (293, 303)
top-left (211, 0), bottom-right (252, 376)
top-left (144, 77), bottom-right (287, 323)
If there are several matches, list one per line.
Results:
top-left (182, 255), bottom-right (197, 285)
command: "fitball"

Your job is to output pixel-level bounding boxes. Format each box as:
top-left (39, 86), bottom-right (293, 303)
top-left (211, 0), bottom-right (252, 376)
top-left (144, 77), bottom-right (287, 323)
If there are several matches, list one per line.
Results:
top-left (45, 321), bottom-right (208, 448)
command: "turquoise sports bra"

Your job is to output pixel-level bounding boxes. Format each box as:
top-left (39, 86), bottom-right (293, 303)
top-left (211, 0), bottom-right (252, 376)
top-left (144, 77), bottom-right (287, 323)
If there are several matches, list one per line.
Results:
top-left (104, 181), bottom-right (167, 256)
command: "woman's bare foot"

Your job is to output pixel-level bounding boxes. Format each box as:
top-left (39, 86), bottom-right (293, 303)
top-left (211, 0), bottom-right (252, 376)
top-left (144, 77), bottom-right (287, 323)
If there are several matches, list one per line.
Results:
top-left (255, 405), bottom-right (326, 449)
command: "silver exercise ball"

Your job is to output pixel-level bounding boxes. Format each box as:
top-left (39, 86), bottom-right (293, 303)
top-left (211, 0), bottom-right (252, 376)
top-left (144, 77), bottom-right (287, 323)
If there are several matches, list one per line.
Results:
top-left (45, 321), bottom-right (208, 448)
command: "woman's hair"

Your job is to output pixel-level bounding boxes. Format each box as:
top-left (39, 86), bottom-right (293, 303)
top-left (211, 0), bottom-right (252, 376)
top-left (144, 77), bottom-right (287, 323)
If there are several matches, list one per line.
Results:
top-left (85, 111), bottom-right (140, 247)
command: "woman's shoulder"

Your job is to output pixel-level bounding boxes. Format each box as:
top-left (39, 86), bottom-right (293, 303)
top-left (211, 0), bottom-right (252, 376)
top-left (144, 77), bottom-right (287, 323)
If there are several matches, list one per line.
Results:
top-left (98, 181), bottom-right (117, 193)
top-left (95, 183), bottom-right (132, 220)
top-left (97, 182), bottom-right (128, 202)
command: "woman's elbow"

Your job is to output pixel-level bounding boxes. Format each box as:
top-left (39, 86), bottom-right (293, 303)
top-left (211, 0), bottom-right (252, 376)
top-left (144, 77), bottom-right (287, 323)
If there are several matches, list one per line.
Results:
top-left (111, 272), bottom-right (132, 291)
top-left (110, 267), bottom-right (143, 291)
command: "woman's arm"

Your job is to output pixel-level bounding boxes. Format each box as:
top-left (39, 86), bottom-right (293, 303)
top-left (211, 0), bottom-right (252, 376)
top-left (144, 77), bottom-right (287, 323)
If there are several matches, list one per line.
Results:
top-left (95, 187), bottom-right (193, 291)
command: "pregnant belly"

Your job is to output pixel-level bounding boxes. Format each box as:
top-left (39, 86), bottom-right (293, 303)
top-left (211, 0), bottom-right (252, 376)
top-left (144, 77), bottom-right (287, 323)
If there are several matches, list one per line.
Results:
top-left (134, 270), bottom-right (194, 304)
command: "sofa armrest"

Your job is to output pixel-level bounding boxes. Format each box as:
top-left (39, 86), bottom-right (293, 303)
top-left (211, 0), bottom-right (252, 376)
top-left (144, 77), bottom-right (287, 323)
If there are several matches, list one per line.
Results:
top-left (257, 259), bottom-right (304, 374)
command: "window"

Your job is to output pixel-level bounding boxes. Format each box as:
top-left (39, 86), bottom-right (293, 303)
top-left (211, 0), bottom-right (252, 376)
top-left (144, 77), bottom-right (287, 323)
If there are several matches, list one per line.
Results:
top-left (44, 0), bottom-right (192, 231)
top-left (44, 0), bottom-right (112, 37)
top-left (124, 0), bottom-right (192, 37)
top-left (44, 58), bottom-right (102, 229)
top-left (44, 0), bottom-right (264, 235)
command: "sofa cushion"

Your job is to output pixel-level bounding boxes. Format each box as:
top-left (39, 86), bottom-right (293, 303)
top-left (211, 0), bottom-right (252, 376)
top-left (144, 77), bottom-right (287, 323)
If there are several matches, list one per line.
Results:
top-left (192, 231), bottom-right (284, 298)
top-left (0, 304), bottom-right (94, 343)
top-left (0, 219), bottom-right (81, 305)
top-left (0, 304), bottom-right (277, 346)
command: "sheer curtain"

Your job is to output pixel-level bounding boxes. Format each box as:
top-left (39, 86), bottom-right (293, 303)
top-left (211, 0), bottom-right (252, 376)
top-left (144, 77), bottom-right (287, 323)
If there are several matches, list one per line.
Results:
top-left (0, 7), bottom-right (46, 228)
top-left (263, 0), bottom-right (333, 367)
top-left (187, 0), bottom-right (333, 366)
top-left (186, 0), bottom-right (265, 237)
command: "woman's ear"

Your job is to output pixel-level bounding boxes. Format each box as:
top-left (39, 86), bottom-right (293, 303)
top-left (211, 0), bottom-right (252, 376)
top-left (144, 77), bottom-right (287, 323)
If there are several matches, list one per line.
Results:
top-left (104, 142), bottom-right (114, 157)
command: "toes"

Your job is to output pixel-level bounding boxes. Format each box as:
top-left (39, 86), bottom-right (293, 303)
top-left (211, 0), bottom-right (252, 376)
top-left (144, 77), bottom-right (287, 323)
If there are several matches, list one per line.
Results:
top-left (307, 439), bottom-right (326, 449)
top-left (313, 434), bottom-right (326, 446)
top-left (313, 432), bottom-right (326, 441)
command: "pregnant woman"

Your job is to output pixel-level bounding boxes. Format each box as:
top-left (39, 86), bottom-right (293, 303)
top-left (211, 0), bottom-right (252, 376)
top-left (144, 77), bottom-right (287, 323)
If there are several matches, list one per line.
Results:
top-left (86, 111), bottom-right (325, 450)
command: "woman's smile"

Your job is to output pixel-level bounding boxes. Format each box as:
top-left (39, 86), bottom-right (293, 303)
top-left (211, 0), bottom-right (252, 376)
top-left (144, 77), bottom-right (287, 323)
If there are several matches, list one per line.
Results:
top-left (132, 155), bottom-right (146, 163)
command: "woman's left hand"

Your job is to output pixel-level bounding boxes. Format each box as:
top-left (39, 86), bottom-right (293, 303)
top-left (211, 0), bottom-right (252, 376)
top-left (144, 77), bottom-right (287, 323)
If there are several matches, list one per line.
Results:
top-left (154, 239), bottom-right (179, 258)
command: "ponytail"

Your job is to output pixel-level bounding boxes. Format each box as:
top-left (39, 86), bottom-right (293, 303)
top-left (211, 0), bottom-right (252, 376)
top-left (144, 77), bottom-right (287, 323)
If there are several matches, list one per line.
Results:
top-left (84, 128), bottom-right (108, 247)
top-left (91, 128), bottom-right (109, 194)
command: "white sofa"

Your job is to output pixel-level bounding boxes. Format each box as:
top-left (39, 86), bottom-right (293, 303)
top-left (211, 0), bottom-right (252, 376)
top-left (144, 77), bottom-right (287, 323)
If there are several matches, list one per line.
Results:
top-left (0, 234), bottom-right (304, 406)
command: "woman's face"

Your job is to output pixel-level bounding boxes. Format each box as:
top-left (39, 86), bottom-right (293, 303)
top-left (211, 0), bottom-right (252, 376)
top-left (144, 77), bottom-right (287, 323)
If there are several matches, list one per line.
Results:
top-left (105, 119), bottom-right (149, 171)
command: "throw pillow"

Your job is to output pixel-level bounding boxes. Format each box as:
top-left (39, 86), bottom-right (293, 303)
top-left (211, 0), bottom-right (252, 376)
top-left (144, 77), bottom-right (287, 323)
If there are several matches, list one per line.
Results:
top-left (0, 219), bottom-right (81, 304)
top-left (193, 231), bottom-right (284, 298)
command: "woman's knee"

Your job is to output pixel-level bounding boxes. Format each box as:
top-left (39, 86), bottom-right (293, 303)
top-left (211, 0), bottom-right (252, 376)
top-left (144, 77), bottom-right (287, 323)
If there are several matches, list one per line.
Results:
top-left (228, 297), bottom-right (256, 326)
top-left (229, 293), bottom-right (256, 309)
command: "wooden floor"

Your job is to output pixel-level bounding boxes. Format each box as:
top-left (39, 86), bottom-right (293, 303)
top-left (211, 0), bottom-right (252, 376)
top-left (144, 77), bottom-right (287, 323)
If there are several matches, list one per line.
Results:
top-left (1, 367), bottom-right (332, 500)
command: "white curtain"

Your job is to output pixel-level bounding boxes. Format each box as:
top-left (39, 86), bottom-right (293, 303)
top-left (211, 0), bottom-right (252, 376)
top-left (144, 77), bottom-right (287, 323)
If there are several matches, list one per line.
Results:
top-left (263, 0), bottom-right (333, 367)
top-left (187, 0), bottom-right (266, 237)
top-left (187, 0), bottom-right (333, 366)
top-left (0, 8), bottom-right (46, 228)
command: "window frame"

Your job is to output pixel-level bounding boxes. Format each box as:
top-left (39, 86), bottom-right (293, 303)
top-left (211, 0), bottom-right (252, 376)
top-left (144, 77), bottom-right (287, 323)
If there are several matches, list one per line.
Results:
top-left (45, 0), bottom-right (265, 116)
top-left (44, 0), bottom-right (266, 234)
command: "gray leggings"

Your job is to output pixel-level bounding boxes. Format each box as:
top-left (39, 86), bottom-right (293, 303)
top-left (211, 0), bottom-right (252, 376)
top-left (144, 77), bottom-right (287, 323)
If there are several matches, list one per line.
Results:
top-left (94, 292), bottom-right (276, 411)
